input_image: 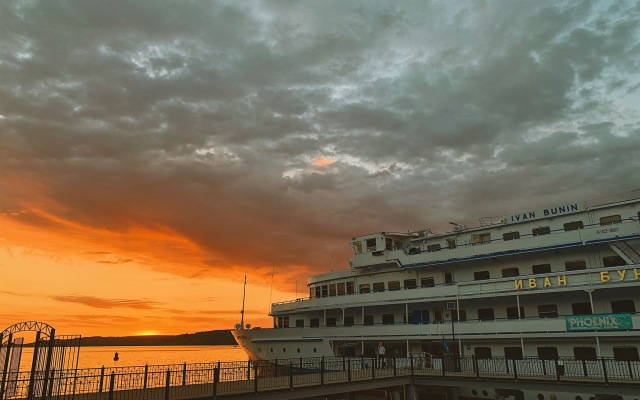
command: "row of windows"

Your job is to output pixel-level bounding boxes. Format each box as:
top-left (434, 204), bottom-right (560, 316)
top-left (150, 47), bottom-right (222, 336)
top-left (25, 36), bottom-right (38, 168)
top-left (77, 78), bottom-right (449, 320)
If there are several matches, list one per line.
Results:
top-left (312, 254), bottom-right (627, 297)
top-left (475, 346), bottom-right (639, 362)
top-left (282, 299), bottom-right (636, 328)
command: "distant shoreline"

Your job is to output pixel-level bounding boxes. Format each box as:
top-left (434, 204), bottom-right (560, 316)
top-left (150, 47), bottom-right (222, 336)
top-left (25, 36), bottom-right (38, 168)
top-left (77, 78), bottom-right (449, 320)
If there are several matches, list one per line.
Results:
top-left (26, 330), bottom-right (238, 347)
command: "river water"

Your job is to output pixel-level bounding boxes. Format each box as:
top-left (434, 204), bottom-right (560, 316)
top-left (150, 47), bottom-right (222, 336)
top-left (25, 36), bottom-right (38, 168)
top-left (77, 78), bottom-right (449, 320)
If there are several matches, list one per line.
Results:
top-left (16, 345), bottom-right (248, 371)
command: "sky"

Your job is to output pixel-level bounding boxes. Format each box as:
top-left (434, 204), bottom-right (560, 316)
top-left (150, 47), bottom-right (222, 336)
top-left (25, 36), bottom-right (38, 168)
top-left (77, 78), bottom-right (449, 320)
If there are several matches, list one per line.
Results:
top-left (1, 0), bottom-right (639, 338)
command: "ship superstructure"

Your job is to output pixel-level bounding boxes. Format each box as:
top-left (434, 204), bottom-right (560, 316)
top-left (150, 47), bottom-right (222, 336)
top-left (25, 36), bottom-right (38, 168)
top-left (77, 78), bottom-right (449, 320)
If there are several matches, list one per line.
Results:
top-left (233, 194), bottom-right (640, 399)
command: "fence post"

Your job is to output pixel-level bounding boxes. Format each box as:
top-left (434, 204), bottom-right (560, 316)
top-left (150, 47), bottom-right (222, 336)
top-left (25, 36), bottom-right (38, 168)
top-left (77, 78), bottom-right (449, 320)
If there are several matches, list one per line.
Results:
top-left (253, 363), bottom-right (259, 393)
top-left (143, 364), bottom-right (149, 390)
top-left (581, 359), bottom-right (588, 377)
top-left (342, 356), bottom-right (346, 371)
top-left (108, 372), bottom-right (115, 400)
top-left (393, 356), bottom-right (397, 377)
top-left (505, 357), bottom-right (510, 375)
top-left (513, 359), bottom-right (518, 380)
top-left (554, 359), bottom-right (560, 382)
top-left (627, 360), bottom-right (633, 379)
top-left (473, 356), bottom-right (479, 378)
top-left (410, 354), bottom-right (414, 376)
top-left (371, 358), bottom-right (376, 381)
top-left (275, 358), bottom-right (279, 378)
top-left (99, 366), bottom-right (105, 392)
top-left (47, 369), bottom-right (55, 399)
top-left (441, 357), bottom-right (446, 377)
top-left (289, 362), bottom-right (294, 390)
top-left (247, 359), bottom-right (251, 381)
top-left (212, 366), bottom-right (220, 398)
top-left (165, 369), bottom-right (171, 400)
top-left (182, 362), bottom-right (187, 386)
top-left (299, 357), bottom-right (302, 372)
top-left (348, 359), bottom-right (351, 382)
top-left (321, 356), bottom-right (325, 386)
top-left (601, 357), bottom-right (608, 384)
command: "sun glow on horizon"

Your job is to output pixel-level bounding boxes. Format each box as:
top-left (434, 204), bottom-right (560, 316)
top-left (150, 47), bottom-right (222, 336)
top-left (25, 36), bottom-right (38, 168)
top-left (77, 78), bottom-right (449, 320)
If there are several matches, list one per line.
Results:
top-left (135, 330), bottom-right (161, 336)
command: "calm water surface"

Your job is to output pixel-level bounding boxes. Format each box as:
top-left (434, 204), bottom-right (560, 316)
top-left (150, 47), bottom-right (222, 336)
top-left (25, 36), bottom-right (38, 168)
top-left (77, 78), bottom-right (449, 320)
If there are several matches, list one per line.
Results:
top-left (18, 345), bottom-right (248, 371)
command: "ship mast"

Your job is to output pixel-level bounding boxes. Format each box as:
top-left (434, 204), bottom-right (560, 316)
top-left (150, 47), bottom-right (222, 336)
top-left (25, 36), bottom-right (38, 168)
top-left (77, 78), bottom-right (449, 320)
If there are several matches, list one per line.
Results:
top-left (240, 275), bottom-right (246, 329)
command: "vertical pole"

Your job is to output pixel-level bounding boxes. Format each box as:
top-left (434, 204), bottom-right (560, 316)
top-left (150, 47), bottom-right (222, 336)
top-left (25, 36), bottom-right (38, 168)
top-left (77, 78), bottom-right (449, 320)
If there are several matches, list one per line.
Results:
top-left (40, 329), bottom-right (55, 400)
top-left (182, 362), bottom-right (187, 386)
top-left (247, 360), bottom-right (251, 381)
top-left (143, 364), bottom-right (148, 390)
top-left (253, 363), bottom-right (258, 394)
top-left (108, 372), bottom-right (115, 400)
top-left (601, 357), bottom-right (608, 384)
top-left (410, 353), bottom-right (414, 376)
top-left (321, 356), bottom-right (325, 386)
top-left (46, 369), bottom-right (54, 400)
top-left (513, 359), bottom-right (518, 380)
top-left (371, 358), bottom-right (375, 381)
top-left (299, 357), bottom-right (302, 372)
top-left (27, 331), bottom-right (42, 400)
top-left (274, 358), bottom-right (278, 378)
top-left (473, 355), bottom-right (479, 378)
top-left (212, 366), bottom-right (219, 398)
top-left (0, 333), bottom-right (13, 400)
top-left (554, 358), bottom-right (560, 382)
top-left (289, 362), bottom-right (293, 390)
top-left (347, 359), bottom-right (351, 383)
top-left (342, 356), bottom-right (345, 371)
top-left (393, 356), bottom-right (397, 377)
top-left (99, 366), bottom-right (105, 392)
top-left (164, 369), bottom-right (171, 400)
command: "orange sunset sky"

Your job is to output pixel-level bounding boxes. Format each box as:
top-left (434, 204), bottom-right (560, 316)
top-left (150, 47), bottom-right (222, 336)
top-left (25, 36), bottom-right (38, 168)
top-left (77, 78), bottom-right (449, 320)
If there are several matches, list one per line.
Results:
top-left (2, 1), bottom-right (640, 337)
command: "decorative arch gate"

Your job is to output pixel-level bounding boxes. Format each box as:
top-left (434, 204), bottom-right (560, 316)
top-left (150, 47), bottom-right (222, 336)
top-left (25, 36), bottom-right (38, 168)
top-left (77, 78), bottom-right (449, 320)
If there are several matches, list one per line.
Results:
top-left (0, 322), bottom-right (81, 400)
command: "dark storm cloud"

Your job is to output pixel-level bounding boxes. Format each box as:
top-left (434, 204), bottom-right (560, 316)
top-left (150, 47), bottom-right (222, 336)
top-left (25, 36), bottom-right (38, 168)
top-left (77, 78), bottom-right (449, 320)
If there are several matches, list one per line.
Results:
top-left (1, 0), bottom-right (639, 283)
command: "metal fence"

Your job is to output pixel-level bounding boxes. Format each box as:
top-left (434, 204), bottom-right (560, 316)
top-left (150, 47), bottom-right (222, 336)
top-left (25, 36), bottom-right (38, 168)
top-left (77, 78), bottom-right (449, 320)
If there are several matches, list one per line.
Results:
top-left (2, 355), bottom-right (638, 400)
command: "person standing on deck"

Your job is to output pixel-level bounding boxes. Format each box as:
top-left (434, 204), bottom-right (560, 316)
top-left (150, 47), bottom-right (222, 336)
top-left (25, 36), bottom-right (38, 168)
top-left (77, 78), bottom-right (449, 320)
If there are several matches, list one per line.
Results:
top-left (377, 342), bottom-right (386, 368)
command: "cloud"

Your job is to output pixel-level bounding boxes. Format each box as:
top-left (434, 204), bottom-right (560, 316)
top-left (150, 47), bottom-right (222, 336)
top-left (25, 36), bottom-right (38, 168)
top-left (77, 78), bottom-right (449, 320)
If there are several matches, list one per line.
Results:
top-left (0, 0), bottom-right (639, 291)
top-left (50, 295), bottom-right (160, 310)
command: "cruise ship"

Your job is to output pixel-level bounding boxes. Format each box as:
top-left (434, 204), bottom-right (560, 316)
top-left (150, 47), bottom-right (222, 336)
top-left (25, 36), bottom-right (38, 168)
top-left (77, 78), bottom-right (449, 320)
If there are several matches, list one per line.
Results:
top-left (233, 193), bottom-right (640, 399)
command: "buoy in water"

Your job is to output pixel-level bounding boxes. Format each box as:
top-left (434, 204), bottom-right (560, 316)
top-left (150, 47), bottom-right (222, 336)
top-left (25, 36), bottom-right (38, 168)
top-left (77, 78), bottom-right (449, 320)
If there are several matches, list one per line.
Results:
top-left (114, 352), bottom-right (119, 362)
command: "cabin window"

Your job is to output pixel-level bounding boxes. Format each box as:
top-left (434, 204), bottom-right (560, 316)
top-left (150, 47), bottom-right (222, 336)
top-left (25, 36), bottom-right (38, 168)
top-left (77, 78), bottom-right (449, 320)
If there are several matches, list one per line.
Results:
top-left (600, 214), bottom-right (622, 225)
top-left (372, 282), bottom-right (385, 292)
top-left (565, 260), bottom-right (586, 271)
top-left (537, 347), bottom-right (559, 360)
top-left (471, 233), bottom-right (491, 245)
top-left (427, 243), bottom-right (441, 252)
top-left (404, 279), bottom-right (417, 289)
top-left (359, 284), bottom-right (370, 294)
top-left (314, 287), bottom-right (321, 298)
top-left (505, 347), bottom-right (523, 360)
top-left (353, 241), bottom-right (363, 254)
top-left (421, 277), bottom-right (435, 288)
top-left (453, 309), bottom-right (466, 322)
top-left (421, 310), bottom-right (430, 323)
top-left (382, 314), bottom-right (395, 325)
top-left (447, 238), bottom-right (457, 249)
top-left (326, 317), bottom-right (337, 327)
top-left (602, 255), bottom-right (625, 267)
top-left (532, 226), bottom-right (551, 236)
top-left (363, 315), bottom-right (374, 326)
top-left (344, 316), bottom-right (354, 326)
top-left (477, 308), bottom-right (495, 321)
top-left (474, 347), bottom-right (492, 359)
top-left (310, 318), bottom-right (320, 328)
top-left (277, 316), bottom-right (289, 328)
top-left (474, 271), bottom-right (491, 281)
top-left (433, 309), bottom-right (444, 323)
top-left (532, 263), bottom-right (552, 274)
top-left (502, 267), bottom-right (519, 278)
top-left (538, 304), bottom-right (558, 318)
top-left (503, 231), bottom-right (520, 241)
top-left (571, 302), bottom-right (592, 315)
top-left (337, 282), bottom-right (345, 296)
top-left (444, 272), bottom-right (454, 284)
top-left (573, 347), bottom-right (597, 361)
top-left (563, 221), bottom-right (584, 231)
top-left (388, 281), bottom-right (401, 291)
top-left (385, 238), bottom-right (393, 250)
top-left (321, 285), bottom-right (328, 297)
top-left (366, 238), bottom-right (377, 252)
top-left (295, 319), bottom-right (304, 327)
top-left (346, 282), bottom-right (355, 294)
top-left (329, 283), bottom-right (337, 296)
top-left (613, 347), bottom-right (639, 361)
top-left (506, 307), bottom-right (524, 319)
top-left (611, 300), bottom-right (636, 313)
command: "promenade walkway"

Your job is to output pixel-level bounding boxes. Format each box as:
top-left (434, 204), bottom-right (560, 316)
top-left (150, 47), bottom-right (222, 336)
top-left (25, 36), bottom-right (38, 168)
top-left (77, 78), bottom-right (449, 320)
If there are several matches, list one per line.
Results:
top-left (2, 355), bottom-right (638, 400)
